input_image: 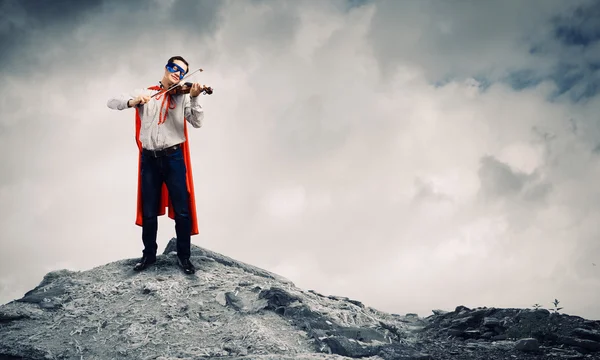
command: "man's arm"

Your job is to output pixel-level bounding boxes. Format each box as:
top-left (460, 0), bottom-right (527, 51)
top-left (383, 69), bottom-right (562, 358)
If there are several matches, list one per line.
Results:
top-left (107, 89), bottom-right (151, 110)
top-left (184, 95), bottom-right (204, 128)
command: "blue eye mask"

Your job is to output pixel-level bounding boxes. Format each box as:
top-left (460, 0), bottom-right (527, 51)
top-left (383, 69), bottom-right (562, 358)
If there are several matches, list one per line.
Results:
top-left (166, 62), bottom-right (187, 79)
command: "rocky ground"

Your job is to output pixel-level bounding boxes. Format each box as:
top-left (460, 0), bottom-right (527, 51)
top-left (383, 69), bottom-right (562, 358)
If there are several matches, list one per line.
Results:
top-left (1, 238), bottom-right (599, 360)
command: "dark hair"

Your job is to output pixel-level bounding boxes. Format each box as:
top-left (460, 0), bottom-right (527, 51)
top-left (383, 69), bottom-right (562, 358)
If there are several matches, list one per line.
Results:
top-left (168, 56), bottom-right (189, 74)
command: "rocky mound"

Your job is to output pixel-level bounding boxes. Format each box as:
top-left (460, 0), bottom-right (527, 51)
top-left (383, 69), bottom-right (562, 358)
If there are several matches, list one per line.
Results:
top-left (0, 238), bottom-right (599, 360)
top-left (419, 306), bottom-right (600, 359)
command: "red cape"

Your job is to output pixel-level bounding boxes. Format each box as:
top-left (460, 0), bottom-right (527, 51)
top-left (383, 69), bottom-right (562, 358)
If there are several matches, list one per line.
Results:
top-left (133, 88), bottom-right (199, 236)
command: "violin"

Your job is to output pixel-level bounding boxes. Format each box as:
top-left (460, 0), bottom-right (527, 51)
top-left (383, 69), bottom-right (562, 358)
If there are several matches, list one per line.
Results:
top-left (150, 82), bottom-right (213, 101)
top-left (145, 68), bottom-right (213, 103)
top-left (167, 82), bottom-right (213, 96)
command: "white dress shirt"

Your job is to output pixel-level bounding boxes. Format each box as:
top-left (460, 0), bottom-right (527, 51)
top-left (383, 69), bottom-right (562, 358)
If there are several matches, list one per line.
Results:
top-left (107, 82), bottom-right (204, 150)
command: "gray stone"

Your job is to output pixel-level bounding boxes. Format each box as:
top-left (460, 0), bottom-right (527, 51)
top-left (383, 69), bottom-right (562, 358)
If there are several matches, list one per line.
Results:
top-left (224, 292), bottom-right (246, 311)
top-left (38, 299), bottom-right (61, 310)
top-left (463, 329), bottom-right (480, 338)
top-left (258, 287), bottom-right (303, 310)
top-left (450, 316), bottom-right (474, 329)
top-left (515, 338), bottom-right (540, 352)
top-left (572, 328), bottom-right (600, 342)
top-left (0, 311), bottom-right (28, 323)
top-left (455, 305), bottom-right (471, 313)
top-left (333, 327), bottom-right (387, 343)
top-left (347, 299), bottom-right (364, 308)
top-left (17, 281), bottom-right (71, 304)
top-left (483, 317), bottom-right (500, 327)
top-left (322, 336), bottom-right (381, 358)
top-left (558, 335), bottom-right (600, 351)
top-left (215, 292), bottom-right (227, 306)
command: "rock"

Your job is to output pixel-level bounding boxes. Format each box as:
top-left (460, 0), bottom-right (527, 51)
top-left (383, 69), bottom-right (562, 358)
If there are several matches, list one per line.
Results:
top-left (16, 280), bottom-right (71, 304)
top-left (347, 299), bottom-right (364, 308)
top-left (224, 292), bottom-right (248, 312)
top-left (215, 292), bottom-right (226, 306)
top-left (463, 329), bottom-right (480, 338)
top-left (0, 311), bottom-right (29, 323)
top-left (333, 327), bottom-right (387, 343)
top-left (493, 325), bottom-right (505, 334)
top-left (38, 298), bottom-right (61, 310)
top-left (500, 316), bottom-right (514, 328)
top-left (450, 316), bottom-right (475, 329)
top-left (286, 305), bottom-right (336, 331)
top-left (515, 338), bottom-right (540, 352)
top-left (483, 317), bottom-right (500, 327)
top-left (431, 309), bottom-right (448, 315)
top-left (572, 328), bottom-right (600, 342)
top-left (557, 335), bottom-right (600, 351)
top-left (258, 287), bottom-right (303, 310)
top-left (455, 305), bottom-right (471, 313)
top-left (322, 336), bottom-right (381, 358)
top-left (142, 283), bottom-right (159, 294)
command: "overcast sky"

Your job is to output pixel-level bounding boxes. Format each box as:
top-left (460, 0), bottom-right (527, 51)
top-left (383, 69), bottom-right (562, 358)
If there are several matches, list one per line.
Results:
top-left (1, 0), bottom-right (600, 320)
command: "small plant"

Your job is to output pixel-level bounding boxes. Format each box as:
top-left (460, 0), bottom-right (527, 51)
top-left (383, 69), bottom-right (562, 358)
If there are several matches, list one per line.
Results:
top-left (550, 299), bottom-right (563, 314)
top-left (532, 303), bottom-right (543, 310)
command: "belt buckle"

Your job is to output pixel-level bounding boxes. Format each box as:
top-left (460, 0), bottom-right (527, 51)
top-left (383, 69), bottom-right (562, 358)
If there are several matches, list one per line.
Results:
top-left (166, 145), bottom-right (178, 155)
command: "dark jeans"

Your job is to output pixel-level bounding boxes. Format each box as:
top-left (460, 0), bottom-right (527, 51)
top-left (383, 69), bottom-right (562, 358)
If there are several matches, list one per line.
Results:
top-left (140, 145), bottom-right (191, 260)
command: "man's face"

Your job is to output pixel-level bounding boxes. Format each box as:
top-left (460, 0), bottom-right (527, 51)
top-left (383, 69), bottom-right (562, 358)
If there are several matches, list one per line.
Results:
top-left (165, 60), bottom-right (188, 84)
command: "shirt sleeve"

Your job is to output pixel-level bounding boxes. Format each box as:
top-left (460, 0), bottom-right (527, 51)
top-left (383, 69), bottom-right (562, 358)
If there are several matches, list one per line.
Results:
top-left (184, 95), bottom-right (204, 128)
top-left (106, 88), bottom-right (153, 111)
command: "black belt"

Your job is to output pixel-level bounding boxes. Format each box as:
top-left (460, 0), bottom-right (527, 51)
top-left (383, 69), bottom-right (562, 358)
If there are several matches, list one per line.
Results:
top-left (143, 144), bottom-right (181, 158)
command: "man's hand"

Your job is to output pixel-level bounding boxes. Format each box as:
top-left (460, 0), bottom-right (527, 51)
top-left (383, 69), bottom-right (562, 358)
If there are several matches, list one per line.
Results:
top-left (189, 83), bottom-right (205, 98)
top-left (129, 95), bottom-right (151, 107)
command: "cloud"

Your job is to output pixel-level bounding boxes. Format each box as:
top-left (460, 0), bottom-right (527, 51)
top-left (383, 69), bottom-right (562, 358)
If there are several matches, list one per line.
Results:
top-left (1, 0), bottom-right (600, 320)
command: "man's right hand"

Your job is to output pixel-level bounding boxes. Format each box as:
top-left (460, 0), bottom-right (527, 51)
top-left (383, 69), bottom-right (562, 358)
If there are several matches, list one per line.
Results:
top-left (129, 95), bottom-right (151, 107)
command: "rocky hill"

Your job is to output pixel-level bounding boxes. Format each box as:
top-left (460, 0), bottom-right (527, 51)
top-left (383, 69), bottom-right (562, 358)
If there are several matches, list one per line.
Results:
top-left (1, 238), bottom-right (599, 360)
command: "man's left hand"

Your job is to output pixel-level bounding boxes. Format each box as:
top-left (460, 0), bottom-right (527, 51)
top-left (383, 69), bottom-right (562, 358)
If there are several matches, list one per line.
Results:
top-left (189, 83), bottom-right (204, 98)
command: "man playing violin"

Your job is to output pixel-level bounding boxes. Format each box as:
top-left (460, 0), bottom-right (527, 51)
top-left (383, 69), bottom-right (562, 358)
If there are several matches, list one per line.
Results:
top-left (107, 56), bottom-right (207, 275)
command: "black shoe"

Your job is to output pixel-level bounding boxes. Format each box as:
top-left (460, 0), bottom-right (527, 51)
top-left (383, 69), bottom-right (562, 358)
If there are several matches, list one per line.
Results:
top-left (133, 255), bottom-right (156, 271)
top-left (177, 257), bottom-right (196, 275)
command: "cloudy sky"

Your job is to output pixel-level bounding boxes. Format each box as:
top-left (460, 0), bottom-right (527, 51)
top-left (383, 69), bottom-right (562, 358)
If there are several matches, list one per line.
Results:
top-left (1, 0), bottom-right (600, 320)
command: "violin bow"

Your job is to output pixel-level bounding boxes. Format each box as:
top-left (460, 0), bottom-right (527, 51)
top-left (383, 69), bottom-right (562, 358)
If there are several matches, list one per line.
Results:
top-left (151, 68), bottom-right (204, 98)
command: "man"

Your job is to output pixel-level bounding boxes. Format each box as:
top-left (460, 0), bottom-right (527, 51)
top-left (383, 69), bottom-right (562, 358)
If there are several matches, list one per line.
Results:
top-left (107, 56), bottom-right (205, 275)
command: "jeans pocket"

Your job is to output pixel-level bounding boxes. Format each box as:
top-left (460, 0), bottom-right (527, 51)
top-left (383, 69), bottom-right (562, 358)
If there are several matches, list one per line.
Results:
top-left (168, 147), bottom-right (184, 161)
